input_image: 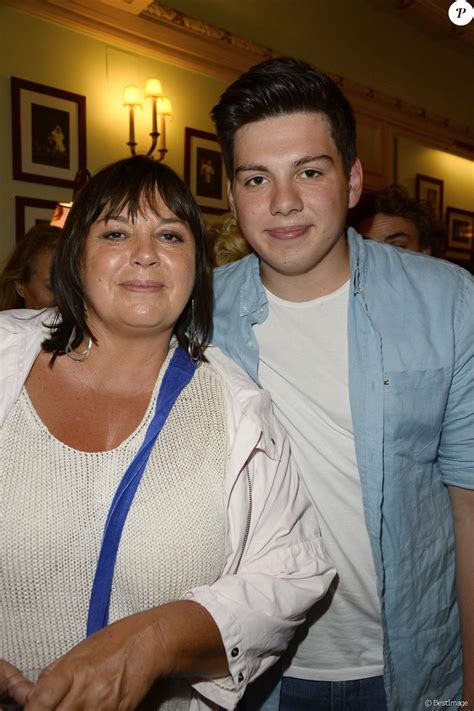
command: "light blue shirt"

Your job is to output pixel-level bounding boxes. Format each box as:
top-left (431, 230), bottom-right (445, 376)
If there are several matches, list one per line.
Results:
top-left (212, 228), bottom-right (474, 709)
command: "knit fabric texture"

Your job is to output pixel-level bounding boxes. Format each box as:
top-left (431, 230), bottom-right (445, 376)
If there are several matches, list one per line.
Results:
top-left (0, 348), bottom-right (228, 709)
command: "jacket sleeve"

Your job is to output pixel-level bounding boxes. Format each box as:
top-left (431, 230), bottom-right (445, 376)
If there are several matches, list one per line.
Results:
top-left (438, 271), bottom-right (474, 488)
top-left (183, 410), bottom-right (335, 709)
top-left (0, 309), bottom-right (52, 427)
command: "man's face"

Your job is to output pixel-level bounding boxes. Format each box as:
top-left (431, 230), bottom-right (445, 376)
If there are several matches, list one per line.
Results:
top-left (357, 213), bottom-right (430, 254)
top-left (228, 112), bottom-right (362, 295)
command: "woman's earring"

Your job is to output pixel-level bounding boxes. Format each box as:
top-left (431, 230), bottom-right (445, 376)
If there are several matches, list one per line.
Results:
top-left (65, 325), bottom-right (92, 362)
top-left (187, 299), bottom-right (202, 366)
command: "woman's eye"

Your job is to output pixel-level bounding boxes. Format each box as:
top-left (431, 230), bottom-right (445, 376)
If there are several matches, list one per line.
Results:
top-left (160, 232), bottom-right (183, 242)
top-left (102, 230), bottom-right (126, 240)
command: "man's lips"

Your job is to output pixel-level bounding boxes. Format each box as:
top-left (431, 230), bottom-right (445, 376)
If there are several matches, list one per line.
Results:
top-left (265, 225), bottom-right (310, 240)
top-left (119, 280), bottom-right (164, 292)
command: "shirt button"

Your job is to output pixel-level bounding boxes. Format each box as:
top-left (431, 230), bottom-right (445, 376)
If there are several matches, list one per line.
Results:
top-left (231, 647), bottom-right (239, 657)
top-left (238, 672), bottom-right (244, 683)
top-left (258, 306), bottom-right (264, 313)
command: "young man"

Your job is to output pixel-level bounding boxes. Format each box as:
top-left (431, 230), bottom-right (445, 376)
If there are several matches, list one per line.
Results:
top-left (210, 57), bottom-right (473, 711)
top-left (348, 184), bottom-right (437, 254)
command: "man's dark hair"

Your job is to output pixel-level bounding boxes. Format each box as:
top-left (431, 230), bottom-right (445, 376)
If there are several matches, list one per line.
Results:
top-left (348, 184), bottom-right (439, 251)
top-left (211, 56), bottom-right (357, 178)
top-left (43, 155), bottom-right (212, 361)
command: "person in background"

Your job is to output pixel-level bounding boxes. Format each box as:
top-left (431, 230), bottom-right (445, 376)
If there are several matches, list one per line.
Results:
top-left (0, 155), bottom-right (334, 711)
top-left (0, 224), bottom-right (61, 310)
top-left (209, 212), bottom-right (251, 267)
top-left (211, 56), bottom-right (474, 710)
top-left (348, 184), bottom-right (437, 254)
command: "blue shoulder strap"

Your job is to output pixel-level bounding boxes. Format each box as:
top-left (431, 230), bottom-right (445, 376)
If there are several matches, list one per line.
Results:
top-left (86, 346), bottom-right (195, 636)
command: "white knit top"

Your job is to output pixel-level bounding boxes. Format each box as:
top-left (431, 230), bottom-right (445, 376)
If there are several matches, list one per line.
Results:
top-left (0, 346), bottom-right (228, 709)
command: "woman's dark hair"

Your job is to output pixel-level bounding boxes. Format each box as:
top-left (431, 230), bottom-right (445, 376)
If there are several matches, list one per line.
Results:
top-left (211, 56), bottom-right (357, 178)
top-left (43, 155), bottom-right (212, 361)
top-left (0, 225), bottom-right (61, 310)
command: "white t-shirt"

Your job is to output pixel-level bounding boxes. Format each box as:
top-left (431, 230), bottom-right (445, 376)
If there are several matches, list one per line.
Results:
top-left (255, 281), bottom-right (383, 681)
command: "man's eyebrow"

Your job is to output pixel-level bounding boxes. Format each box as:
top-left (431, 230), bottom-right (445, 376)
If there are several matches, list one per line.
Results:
top-left (235, 154), bottom-right (333, 175)
top-left (294, 154), bottom-right (333, 167)
top-left (235, 163), bottom-right (268, 175)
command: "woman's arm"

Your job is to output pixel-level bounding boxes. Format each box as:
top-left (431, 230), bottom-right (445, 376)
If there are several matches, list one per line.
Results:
top-left (24, 601), bottom-right (227, 711)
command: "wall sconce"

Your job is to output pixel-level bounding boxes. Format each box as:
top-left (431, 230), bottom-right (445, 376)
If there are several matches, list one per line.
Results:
top-left (123, 78), bottom-right (172, 161)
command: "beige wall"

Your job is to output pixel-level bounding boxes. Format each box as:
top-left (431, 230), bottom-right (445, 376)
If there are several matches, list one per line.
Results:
top-left (397, 136), bottom-right (474, 214)
top-left (1, 3), bottom-right (472, 268)
top-left (159, 0), bottom-right (474, 131)
top-left (0, 4), bottom-right (227, 264)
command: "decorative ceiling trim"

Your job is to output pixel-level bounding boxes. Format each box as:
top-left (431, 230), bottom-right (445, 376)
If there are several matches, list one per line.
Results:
top-left (143, 2), bottom-right (274, 61)
top-left (393, 0), bottom-right (474, 47)
top-left (99, 0), bottom-right (154, 14)
top-left (2, 0), bottom-right (473, 159)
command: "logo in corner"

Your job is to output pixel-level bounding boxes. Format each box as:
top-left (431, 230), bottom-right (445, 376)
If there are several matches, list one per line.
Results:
top-left (448, 0), bottom-right (473, 25)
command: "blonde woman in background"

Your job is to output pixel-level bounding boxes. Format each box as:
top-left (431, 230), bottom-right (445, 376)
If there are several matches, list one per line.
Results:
top-left (210, 212), bottom-right (251, 267)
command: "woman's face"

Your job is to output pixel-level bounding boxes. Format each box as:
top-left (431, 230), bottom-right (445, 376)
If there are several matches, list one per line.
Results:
top-left (15, 248), bottom-right (55, 309)
top-left (82, 194), bottom-right (196, 340)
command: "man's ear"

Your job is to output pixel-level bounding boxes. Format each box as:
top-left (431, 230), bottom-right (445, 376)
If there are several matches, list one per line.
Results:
top-left (227, 179), bottom-right (237, 218)
top-left (15, 281), bottom-right (25, 299)
top-left (348, 158), bottom-right (363, 209)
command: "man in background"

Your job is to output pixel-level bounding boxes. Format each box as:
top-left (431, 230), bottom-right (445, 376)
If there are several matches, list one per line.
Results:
top-left (348, 184), bottom-right (439, 254)
top-left (210, 56), bottom-right (473, 711)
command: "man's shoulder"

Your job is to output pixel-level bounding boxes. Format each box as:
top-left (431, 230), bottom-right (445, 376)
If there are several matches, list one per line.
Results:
top-left (364, 239), bottom-right (472, 293)
top-left (213, 253), bottom-right (258, 290)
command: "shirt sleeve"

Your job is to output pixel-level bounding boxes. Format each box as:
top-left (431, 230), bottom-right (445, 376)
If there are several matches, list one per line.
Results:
top-left (182, 415), bottom-right (335, 709)
top-left (438, 271), bottom-right (474, 488)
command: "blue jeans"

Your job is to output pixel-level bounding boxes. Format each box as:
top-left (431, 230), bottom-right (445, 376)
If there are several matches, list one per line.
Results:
top-left (241, 673), bottom-right (387, 711)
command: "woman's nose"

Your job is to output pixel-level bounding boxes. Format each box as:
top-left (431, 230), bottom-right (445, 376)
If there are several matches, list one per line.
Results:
top-left (130, 235), bottom-right (160, 267)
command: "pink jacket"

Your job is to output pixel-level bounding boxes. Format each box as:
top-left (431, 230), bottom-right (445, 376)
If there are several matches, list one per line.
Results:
top-left (0, 309), bottom-right (335, 709)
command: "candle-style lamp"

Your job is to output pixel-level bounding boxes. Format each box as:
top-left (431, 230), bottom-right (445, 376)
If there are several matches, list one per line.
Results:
top-left (123, 79), bottom-right (172, 161)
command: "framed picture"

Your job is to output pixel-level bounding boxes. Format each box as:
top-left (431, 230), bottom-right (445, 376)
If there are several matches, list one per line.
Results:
top-left (184, 128), bottom-right (228, 214)
top-left (415, 174), bottom-right (444, 221)
top-left (11, 77), bottom-right (86, 188)
top-left (444, 206), bottom-right (473, 266)
top-left (15, 196), bottom-right (57, 241)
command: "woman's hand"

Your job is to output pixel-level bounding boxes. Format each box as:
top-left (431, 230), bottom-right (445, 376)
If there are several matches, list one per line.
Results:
top-left (23, 610), bottom-right (163, 711)
top-left (0, 659), bottom-right (33, 707)
top-left (23, 601), bottom-right (226, 710)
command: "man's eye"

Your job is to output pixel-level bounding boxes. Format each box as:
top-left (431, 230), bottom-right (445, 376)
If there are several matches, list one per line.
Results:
top-left (245, 176), bottom-right (266, 186)
top-left (301, 169), bottom-right (321, 178)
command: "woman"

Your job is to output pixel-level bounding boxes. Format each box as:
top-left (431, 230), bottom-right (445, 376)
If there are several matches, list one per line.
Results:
top-left (0, 156), bottom-right (334, 710)
top-left (0, 224), bottom-right (61, 310)
top-left (208, 212), bottom-right (251, 268)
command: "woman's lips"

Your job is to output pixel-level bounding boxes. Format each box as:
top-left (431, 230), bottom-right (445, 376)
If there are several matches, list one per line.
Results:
top-left (119, 281), bottom-right (164, 292)
top-left (266, 225), bottom-right (310, 240)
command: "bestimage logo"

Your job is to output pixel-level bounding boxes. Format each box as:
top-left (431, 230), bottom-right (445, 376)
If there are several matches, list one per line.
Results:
top-left (448, 0), bottom-right (474, 25)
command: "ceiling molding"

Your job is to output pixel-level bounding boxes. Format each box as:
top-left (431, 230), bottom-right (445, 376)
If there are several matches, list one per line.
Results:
top-left (3, 0), bottom-right (473, 159)
top-left (393, 0), bottom-right (474, 48)
top-left (98, 0), bottom-right (154, 14)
